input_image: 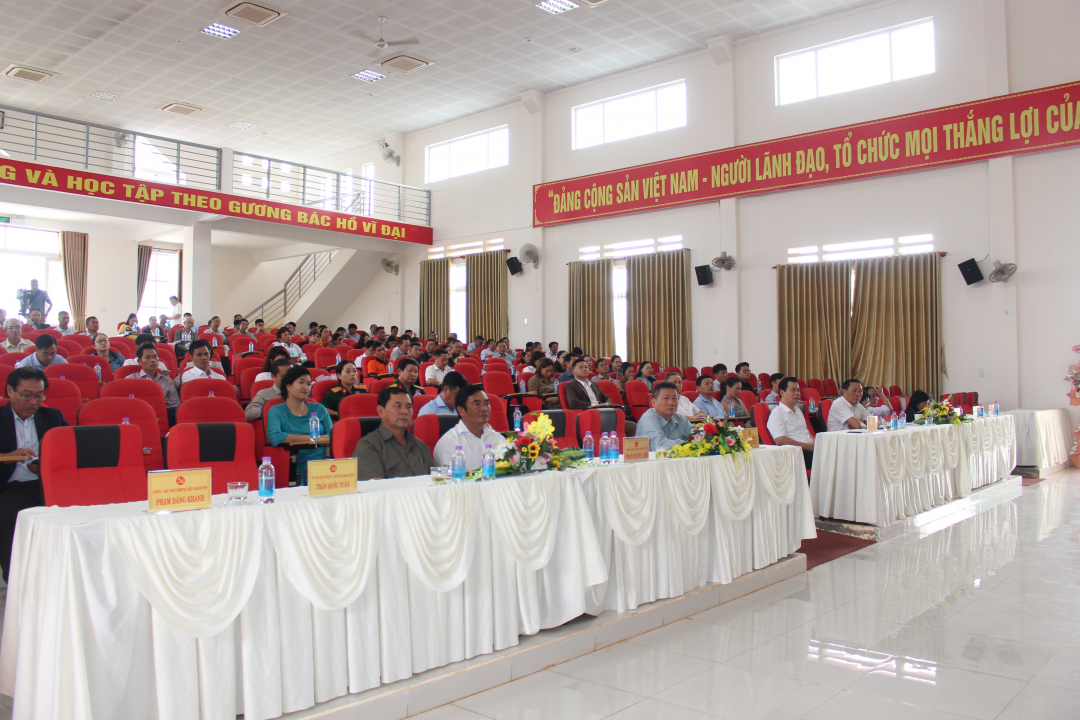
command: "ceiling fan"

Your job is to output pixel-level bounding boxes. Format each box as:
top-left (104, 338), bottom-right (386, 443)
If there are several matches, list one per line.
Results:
top-left (364, 17), bottom-right (419, 59)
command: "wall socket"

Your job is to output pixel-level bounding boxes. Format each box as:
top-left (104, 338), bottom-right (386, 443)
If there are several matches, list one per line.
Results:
top-left (978, 368), bottom-right (985, 377)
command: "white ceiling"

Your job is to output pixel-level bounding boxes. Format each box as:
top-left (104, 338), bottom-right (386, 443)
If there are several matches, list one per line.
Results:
top-left (0, 0), bottom-right (884, 166)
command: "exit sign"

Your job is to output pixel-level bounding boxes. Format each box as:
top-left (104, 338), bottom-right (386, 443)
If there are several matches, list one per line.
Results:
top-left (0, 216), bottom-right (9, 223)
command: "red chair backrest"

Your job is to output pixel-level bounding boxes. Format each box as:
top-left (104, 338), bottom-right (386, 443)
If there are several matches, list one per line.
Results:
top-left (596, 379), bottom-right (624, 406)
top-left (484, 360), bottom-right (511, 374)
top-left (803, 388), bottom-right (822, 407)
top-left (42, 377), bottom-right (83, 424)
top-left (77, 397), bottom-right (164, 471)
top-left (368, 378), bottom-right (394, 396)
top-left (808, 379), bottom-right (824, 394)
top-left (0, 353), bottom-right (27, 366)
top-left (176, 396), bottom-right (245, 424)
top-left (260, 397), bottom-right (290, 487)
top-left (557, 382), bottom-right (570, 411)
top-left (412, 394), bottom-right (434, 418)
top-left (314, 347), bottom-right (342, 368)
top-left (488, 394), bottom-right (509, 432)
top-left (683, 367), bottom-right (698, 382)
top-left (240, 367), bottom-right (264, 401)
top-left (739, 390), bottom-right (758, 411)
top-left (44, 363), bottom-right (100, 402)
top-left (823, 379), bottom-right (839, 397)
top-left (302, 343), bottom-right (321, 362)
top-left (699, 367), bottom-right (714, 378)
top-left (454, 363), bottom-right (482, 384)
top-left (166, 423), bottom-right (257, 494)
top-left (889, 385), bottom-right (903, 398)
top-left (68, 352), bottom-right (111, 378)
top-left (339, 393), bottom-right (379, 419)
top-left (69, 334), bottom-right (94, 349)
top-left (109, 337), bottom-right (135, 357)
top-left (796, 378), bottom-right (807, 392)
top-left (759, 388), bottom-right (772, 402)
top-left (180, 378), bottom-right (235, 402)
top-left (576, 408), bottom-right (626, 452)
top-left (754, 403), bottom-right (774, 445)
top-left (230, 335), bottom-right (256, 353)
top-left (889, 396), bottom-right (903, 414)
top-left (624, 380), bottom-right (650, 409)
top-left (100, 378), bottom-right (169, 437)
top-left (346, 348), bottom-right (365, 363)
top-left (309, 368), bottom-right (330, 383)
top-left (250, 379), bottom-right (274, 399)
top-left (154, 344), bottom-right (178, 371)
top-left (483, 372), bottom-right (517, 398)
top-left (41, 424), bottom-right (148, 506)
top-left (681, 388), bottom-right (699, 403)
top-left (330, 416), bottom-right (382, 458)
top-left (310, 378), bottom-right (338, 404)
top-left (821, 399), bottom-right (833, 428)
top-left (58, 339), bottom-right (82, 356)
top-left (523, 410), bottom-right (579, 449)
top-left (411, 413), bottom-right (461, 455)
top-left (114, 365), bottom-right (144, 380)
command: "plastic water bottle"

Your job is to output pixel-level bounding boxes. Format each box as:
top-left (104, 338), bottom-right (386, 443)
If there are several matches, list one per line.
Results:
top-left (513, 407), bottom-right (522, 432)
top-left (335, 352), bottom-right (341, 364)
top-left (520, 378), bottom-right (527, 393)
top-left (208, 390), bottom-right (215, 397)
top-left (993, 402), bottom-right (1000, 415)
top-left (608, 433), bottom-right (619, 462)
top-left (809, 396), bottom-right (817, 413)
top-left (890, 412), bottom-right (899, 430)
top-left (553, 379), bottom-right (560, 393)
top-left (95, 364), bottom-right (101, 381)
top-left (598, 432), bottom-right (610, 463)
top-left (899, 414), bottom-right (907, 429)
top-left (309, 413), bottom-right (320, 443)
top-left (451, 446), bottom-right (467, 482)
top-left (583, 431), bottom-right (594, 459)
top-left (482, 444), bottom-right (496, 481)
top-left (212, 336), bottom-right (218, 347)
top-left (258, 457), bottom-right (275, 503)
top-left (121, 417), bottom-right (129, 424)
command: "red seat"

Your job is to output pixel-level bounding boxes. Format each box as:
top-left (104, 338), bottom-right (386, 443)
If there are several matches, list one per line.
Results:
top-left (58, 339), bottom-right (82, 356)
top-left (557, 382), bottom-right (570, 411)
top-left (576, 408), bottom-right (627, 453)
top-left (757, 372), bottom-right (770, 389)
top-left (260, 397), bottom-right (291, 487)
top-left (114, 365), bottom-right (147, 380)
top-left (314, 347), bottom-right (344, 368)
top-left (488, 395), bottom-right (509, 432)
top-left (166, 422), bottom-right (257, 494)
top-left (180, 378), bottom-right (235, 402)
top-left (699, 367), bottom-right (714, 379)
top-left (368, 378), bottom-right (394, 396)
top-left (310, 378), bottom-right (338, 404)
top-left (820, 399), bottom-right (833, 428)
top-left (802, 388), bottom-right (822, 411)
top-left (483, 372), bottom-right (519, 401)
top-left (412, 414), bottom-right (461, 455)
top-left (330, 417), bottom-right (383, 458)
top-left (249, 379), bottom-right (274, 400)
top-left (484, 359), bottom-right (511, 374)
top-left (889, 396), bottom-right (903, 415)
top-left (239, 367), bottom-right (265, 402)
top-left (412, 394), bottom-right (434, 419)
top-left (309, 368), bottom-right (330, 383)
top-left (67, 354), bottom-right (113, 382)
top-left (624, 380), bottom-right (650, 421)
top-left (345, 348), bottom-right (365, 363)
top-left (77, 397), bottom-right (164, 471)
top-left (823, 379), bottom-right (839, 397)
top-left (40, 424), bottom-right (148, 506)
top-left (109, 337), bottom-right (135, 358)
top-left (154, 344), bottom-right (178, 374)
top-left (808, 379), bottom-right (824, 395)
top-left (69, 334), bottom-right (94, 350)
top-left (0, 353), bottom-right (27, 366)
top-left (177, 396), bottom-right (245, 424)
top-left (597, 379), bottom-right (624, 407)
top-left (663, 366), bottom-right (682, 379)
top-left (339, 393), bottom-right (379, 419)
top-left (754, 403), bottom-right (774, 445)
top-left (681, 389), bottom-right (699, 403)
top-left (167, 325), bottom-right (184, 342)
top-left (42, 378), bottom-right (82, 425)
top-left (101, 378), bottom-right (169, 437)
top-left (198, 332), bottom-right (227, 352)
top-left (523, 410), bottom-right (579, 449)
top-left (743, 373), bottom-right (759, 389)
top-left (454, 363), bottom-right (482, 384)
top-left (739, 390), bottom-right (758, 412)
top-left (229, 335), bottom-right (257, 354)
top-left (44, 363), bottom-right (100, 403)
top-left (796, 378), bottom-right (807, 392)
top-left (758, 389), bottom-right (771, 402)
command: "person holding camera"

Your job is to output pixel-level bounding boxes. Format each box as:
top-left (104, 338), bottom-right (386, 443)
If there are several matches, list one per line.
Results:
top-left (22, 280), bottom-right (51, 322)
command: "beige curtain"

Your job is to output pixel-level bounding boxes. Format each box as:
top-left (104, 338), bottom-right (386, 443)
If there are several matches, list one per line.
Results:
top-left (777, 261), bottom-right (852, 383)
top-left (136, 245), bottom-right (153, 307)
top-left (568, 260), bottom-right (615, 358)
top-left (60, 231), bottom-right (88, 331)
top-left (419, 258), bottom-right (450, 341)
top-left (851, 253), bottom-right (942, 397)
top-left (627, 249), bottom-right (692, 368)
top-left (466, 250), bottom-right (508, 341)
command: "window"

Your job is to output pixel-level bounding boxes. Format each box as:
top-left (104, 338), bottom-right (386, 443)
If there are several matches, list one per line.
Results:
top-left (573, 80), bottom-right (687, 150)
top-left (776, 19), bottom-right (935, 105)
top-left (787, 234), bottom-right (934, 263)
top-left (578, 235), bottom-right (682, 261)
top-left (0, 226), bottom-right (69, 321)
top-left (448, 262), bottom-right (468, 340)
top-left (425, 126), bottom-right (509, 184)
top-left (428, 237), bottom-right (504, 261)
top-left (137, 249), bottom-right (180, 324)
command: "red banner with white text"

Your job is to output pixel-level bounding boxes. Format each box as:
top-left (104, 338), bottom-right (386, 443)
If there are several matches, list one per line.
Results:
top-left (0, 158), bottom-right (433, 244)
top-left (534, 80), bottom-right (1080, 226)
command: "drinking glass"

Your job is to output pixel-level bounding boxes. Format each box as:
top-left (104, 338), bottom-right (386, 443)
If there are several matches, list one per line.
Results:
top-left (227, 482), bottom-right (249, 505)
top-left (430, 466), bottom-right (449, 485)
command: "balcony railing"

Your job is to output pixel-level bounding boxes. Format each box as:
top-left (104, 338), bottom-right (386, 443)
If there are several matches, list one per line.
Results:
top-left (0, 104), bottom-right (430, 226)
top-left (247, 249), bottom-right (338, 327)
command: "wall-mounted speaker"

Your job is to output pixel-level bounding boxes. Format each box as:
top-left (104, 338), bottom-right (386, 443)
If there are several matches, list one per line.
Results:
top-left (506, 256), bottom-right (524, 276)
top-left (694, 265), bottom-right (714, 286)
top-left (957, 258), bottom-right (984, 285)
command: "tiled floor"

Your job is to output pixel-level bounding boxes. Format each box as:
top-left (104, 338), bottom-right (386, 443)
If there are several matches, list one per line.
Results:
top-left (424, 469), bottom-right (1080, 720)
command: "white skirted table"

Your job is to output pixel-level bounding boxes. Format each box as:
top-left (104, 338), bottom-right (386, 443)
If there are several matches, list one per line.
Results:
top-left (1001, 408), bottom-right (1075, 471)
top-left (810, 415), bottom-right (1016, 526)
top-left (0, 446), bottom-right (814, 720)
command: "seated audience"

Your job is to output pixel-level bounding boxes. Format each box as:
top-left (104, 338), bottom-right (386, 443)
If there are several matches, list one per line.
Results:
top-left (419, 339), bottom-right (438, 363)
top-left (563, 360), bottom-right (637, 433)
top-left (2, 319), bottom-right (33, 353)
top-left (425, 349), bottom-right (451, 386)
top-left (173, 316), bottom-right (197, 360)
top-left (418, 371), bottom-right (469, 417)
top-left (266, 366), bottom-right (331, 483)
top-left (15, 335), bottom-right (67, 370)
top-left (255, 346), bottom-right (292, 383)
top-left (390, 358), bottom-right (425, 397)
top-left (54, 311), bottom-right (76, 336)
top-left (180, 340), bottom-right (227, 383)
top-left (467, 335), bottom-right (485, 353)
top-left (719, 377), bottom-right (751, 423)
top-left (142, 315), bottom-right (166, 342)
top-left (664, 372), bottom-right (707, 421)
top-left (0, 367), bottom-right (69, 580)
top-left (352, 386), bottom-right (433, 480)
top-left (345, 324), bottom-right (363, 342)
top-left (245, 358), bottom-right (292, 421)
top-left (78, 316), bottom-right (101, 337)
top-left (693, 375), bottom-right (727, 419)
top-left (272, 327), bottom-right (306, 364)
top-left (638, 361), bottom-right (657, 390)
top-left (864, 386), bottom-right (892, 417)
top-left (479, 339), bottom-right (499, 361)
top-left (553, 350), bottom-right (568, 373)
top-left (25, 309), bottom-right (49, 330)
top-left (92, 333), bottom-right (125, 371)
top-left (528, 358), bottom-right (561, 409)
top-left (485, 340), bottom-right (515, 370)
top-left (320, 360), bottom-right (367, 418)
top-left (906, 390), bottom-right (932, 423)
top-left (133, 343), bottom-right (180, 425)
top-left (635, 381), bottom-right (693, 451)
top-left (365, 342), bottom-right (391, 377)
top-left (118, 313), bottom-right (139, 336)
top-left (735, 362), bottom-right (753, 386)
top-left (610, 355), bottom-right (623, 373)
top-left (767, 377), bottom-right (814, 467)
top-left (592, 357), bottom-right (613, 381)
top-left (765, 373), bottom-right (784, 403)
top-left (711, 363), bottom-right (728, 379)
top-left (234, 318), bottom-right (258, 340)
top-left (205, 316), bottom-right (228, 347)
top-left (827, 378), bottom-right (868, 432)
top-left (546, 341), bottom-right (559, 361)
top-left (616, 362), bottom-right (638, 392)
top-left (433, 386), bottom-right (505, 471)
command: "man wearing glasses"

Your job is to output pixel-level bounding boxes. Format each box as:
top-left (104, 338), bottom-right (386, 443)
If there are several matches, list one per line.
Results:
top-left (0, 367), bottom-right (68, 580)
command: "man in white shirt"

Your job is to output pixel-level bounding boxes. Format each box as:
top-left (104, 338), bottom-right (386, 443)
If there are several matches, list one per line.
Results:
top-left (663, 372), bottom-right (707, 421)
top-left (433, 386), bottom-right (505, 472)
top-left (546, 341), bottom-right (559, 362)
top-left (467, 335), bottom-right (484, 353)
top-left (864, 386), bottom-right (892, 417)
top-left (767, 377), bottom-right (814, 469)
top-left (345, 324), bottom-right (363, 342)
top-left (425, 348), bottom-right (450, 386)
top-left (479, 339), bottom-right (498, 361)
top-left (54, 311), bottom-right (76, 336)
top-left (765, 373), bottom-right (784, 403)
top-left (168, 296), bottom-right (182, 324)
top-left (79, 316), bottom-right (100, 337)
top-left (1, 320), bottom-right (33, 354)
top-left (827, 378), bottom-right (868, 432)
top-left (15, 336), bottom-right (67, 370)
top-left (180, 340), bottom-right (228, 385)
top-left (485, 340), bottom-right (515, 370)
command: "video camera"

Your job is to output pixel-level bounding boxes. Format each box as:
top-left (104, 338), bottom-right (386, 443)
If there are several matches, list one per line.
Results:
top-left (15, 289), bottom-right (33, 318)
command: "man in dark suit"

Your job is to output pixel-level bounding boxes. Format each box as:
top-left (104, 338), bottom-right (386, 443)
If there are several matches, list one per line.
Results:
top-left (563, 359), bottom-right (637, 434)
top-left (0, 367), bottom-right (69, 580)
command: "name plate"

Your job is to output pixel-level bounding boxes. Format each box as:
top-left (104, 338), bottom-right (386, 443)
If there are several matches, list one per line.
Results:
top-left (867, 415), bottom-right (879, 432)
top-left (741, 427), bottom-right (759, 448)
top-left (149, 468), bottom-right (212, 513)
top-left (623, 437), bottom-right (650, 462)
top-left (307, 458), bottom-right (358, 497)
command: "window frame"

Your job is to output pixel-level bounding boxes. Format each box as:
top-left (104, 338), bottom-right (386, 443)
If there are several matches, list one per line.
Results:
top-left (786, 234), bottom-right (935, 264)
top-left (572, 80), bottom-right (688, 150)
top-left (136, 248), bottom-right (180, 325)
top-left (0, 225), bottom-right (69, 321)
top-left (424, 125), bottom-right (510, 184)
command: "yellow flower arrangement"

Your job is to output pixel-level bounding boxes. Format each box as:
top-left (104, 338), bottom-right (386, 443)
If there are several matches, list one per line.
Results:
top-left (529, 414), bottom-right (555, 442)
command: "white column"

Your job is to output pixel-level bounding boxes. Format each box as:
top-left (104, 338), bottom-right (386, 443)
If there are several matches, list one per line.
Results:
top-left (521, 91), bottom-right (546, 347)
top-left (182, 222), bottom-right (212, 323)
top-left (219, 147), bottom-right (234, 193)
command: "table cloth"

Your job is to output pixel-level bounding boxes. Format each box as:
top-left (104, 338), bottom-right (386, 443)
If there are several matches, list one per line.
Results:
top-left (0, 446), bottom-right (814, 720)
top-left (810, 415), bottom-right (1016, 526)
top-left (1002, 408), bottom-right (1075, 468)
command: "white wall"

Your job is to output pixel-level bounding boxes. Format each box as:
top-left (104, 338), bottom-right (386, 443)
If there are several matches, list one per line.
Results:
top-left (86, 236), bottom-right (138, 332)
top-left (210, 253), bottom-right (301, 322)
